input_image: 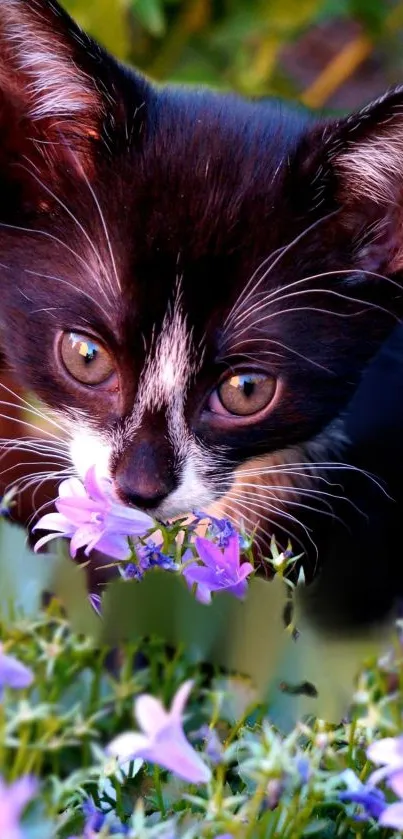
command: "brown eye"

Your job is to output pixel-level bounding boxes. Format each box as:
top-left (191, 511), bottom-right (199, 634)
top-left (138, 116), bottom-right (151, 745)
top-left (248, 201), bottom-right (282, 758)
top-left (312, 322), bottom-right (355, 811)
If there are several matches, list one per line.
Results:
top-left (212, 372), bottom-right (277, 417)
top-left (60, 332), bottom-right (115, 386)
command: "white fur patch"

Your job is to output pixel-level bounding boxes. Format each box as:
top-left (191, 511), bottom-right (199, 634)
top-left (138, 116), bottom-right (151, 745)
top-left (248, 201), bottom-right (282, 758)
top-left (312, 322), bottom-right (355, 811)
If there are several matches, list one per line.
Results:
top-left (137, 301), bottom-right (193, 415)
top-left (70, 429), bottom-right (111, 480)
top-left (1, 0), bottom-right (97, 120)
top-left (156, 448), bottom-right (216, 519)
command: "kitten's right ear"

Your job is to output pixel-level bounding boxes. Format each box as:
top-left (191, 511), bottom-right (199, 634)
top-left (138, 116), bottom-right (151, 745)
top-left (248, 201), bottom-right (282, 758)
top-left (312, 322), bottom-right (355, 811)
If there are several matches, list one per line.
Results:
top-left (0, 0), bottom-right (147, 176)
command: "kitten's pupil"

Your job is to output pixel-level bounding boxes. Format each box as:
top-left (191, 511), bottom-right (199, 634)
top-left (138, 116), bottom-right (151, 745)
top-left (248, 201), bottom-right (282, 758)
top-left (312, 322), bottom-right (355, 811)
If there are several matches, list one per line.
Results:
top-left (68, 334), bottom-right (96, 363)
top-left (241, 376), bottom-right (255, 398)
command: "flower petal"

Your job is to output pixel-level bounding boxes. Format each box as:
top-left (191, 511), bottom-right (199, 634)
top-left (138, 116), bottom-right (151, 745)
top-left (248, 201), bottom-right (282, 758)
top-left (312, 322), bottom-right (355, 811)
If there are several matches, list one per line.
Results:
top-left (194, 584), bottom-right (212, 604)
top-left (219, 534), bottom-right (240, 571)
top-left (95, 532), bottom-right (131, 561)
top-left (107, 732), bottom-right (149, 762)
top-left (107, 504), bottom-right (154, 534)
top-left (3, 776), bottom-right (38, 814)
top-left (170, 680), bottom-right (194, 721)
top-left (135, 695), bottom-right (169, 735)
top-left (387, 768), bottom-right (403, 798)
top-left (152, 727), bottom-right (211, 784)
top-left (84, 465), bottom-right (110, 503)
top-left (225, 579), bottom-right (249, 600)
top-left (183, 565), bottom-right (220, 588)
top-left (367, 736), bottom-right (403, 766)
top-left (33, 512), bottom-right (74, 534)
top-left (379, 801), bottom-right (403, 830)
top-left (194, 538), bottom-right (223, 570)
top-left (0, 653), bottom-right (34, 690)
top-left (70, 525), bottom-right (100, 557)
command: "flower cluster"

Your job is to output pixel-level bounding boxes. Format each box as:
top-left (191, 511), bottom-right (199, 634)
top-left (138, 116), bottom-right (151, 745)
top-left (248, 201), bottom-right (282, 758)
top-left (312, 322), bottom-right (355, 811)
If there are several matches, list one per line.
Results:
top-left (34, 466), bottom-right (256, 608)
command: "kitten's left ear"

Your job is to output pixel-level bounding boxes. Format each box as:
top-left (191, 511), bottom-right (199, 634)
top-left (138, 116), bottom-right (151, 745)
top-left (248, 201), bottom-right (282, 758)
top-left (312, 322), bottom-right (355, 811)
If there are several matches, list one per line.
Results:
top-left (302, 87), bottom-right (403, 272)
top-left (328, 86), bottom-right (403, 206)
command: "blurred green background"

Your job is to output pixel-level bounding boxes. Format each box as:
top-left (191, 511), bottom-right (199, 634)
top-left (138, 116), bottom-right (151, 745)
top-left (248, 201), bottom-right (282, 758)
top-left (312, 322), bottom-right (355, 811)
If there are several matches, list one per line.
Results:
top-left (63, 0), bottom-right (403, 112)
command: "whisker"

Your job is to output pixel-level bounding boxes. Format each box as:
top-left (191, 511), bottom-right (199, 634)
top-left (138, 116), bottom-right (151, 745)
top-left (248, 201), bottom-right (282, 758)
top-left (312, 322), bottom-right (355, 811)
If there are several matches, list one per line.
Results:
top-left (230, 281), bottom-right (398, 336)
top-left (78, 162), bottom-right (121, 294)
top-left (222, 338), bottom-right (332, 374)
top-left (0, 221), bottom-right (109, 300)
top-left (0, 384), bottom-right (67, 434)
top-left (16, 163), bottom-right (112, 301)
top-left (223, 210), bottom-right (339, 331)
top-left (24, 269), bottom-right (112, 323)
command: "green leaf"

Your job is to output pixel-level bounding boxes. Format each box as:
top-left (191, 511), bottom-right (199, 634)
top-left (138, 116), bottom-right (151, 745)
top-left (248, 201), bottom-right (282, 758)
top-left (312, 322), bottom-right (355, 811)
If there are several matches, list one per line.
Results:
top-left (132, 0), bottom-right (166, 37)
top-left (99, 571), bottom-right (289, 699)
top-left (0, 518), bottom-right (55, 622)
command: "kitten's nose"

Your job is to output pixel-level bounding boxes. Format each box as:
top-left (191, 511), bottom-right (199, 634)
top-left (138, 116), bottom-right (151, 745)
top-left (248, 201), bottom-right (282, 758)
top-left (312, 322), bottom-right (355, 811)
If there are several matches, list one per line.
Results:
top-left (114, 440), bottom-right (176, 512)
top-left (119, 486), bottom-right (170, 511)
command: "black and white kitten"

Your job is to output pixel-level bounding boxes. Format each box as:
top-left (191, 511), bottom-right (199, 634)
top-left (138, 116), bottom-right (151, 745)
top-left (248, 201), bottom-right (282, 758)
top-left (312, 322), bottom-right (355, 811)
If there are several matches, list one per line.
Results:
top-left (0, 0), bottom-right (403, 631)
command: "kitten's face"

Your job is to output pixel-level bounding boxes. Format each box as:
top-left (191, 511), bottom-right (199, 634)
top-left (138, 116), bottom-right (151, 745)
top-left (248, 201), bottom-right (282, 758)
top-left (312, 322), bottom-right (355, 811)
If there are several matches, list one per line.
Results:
top-left (0, 0), bottom-right (402, 548)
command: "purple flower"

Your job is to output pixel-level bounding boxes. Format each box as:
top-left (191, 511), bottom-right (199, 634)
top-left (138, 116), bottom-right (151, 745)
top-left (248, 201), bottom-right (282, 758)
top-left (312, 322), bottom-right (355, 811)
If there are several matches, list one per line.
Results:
top-left (81, 798), bottom-right (128, 836)
top-left (183, 535), bottom-right (253, 604)
top-left (208, 517), bottom-right (237, 548)
top-left (0, 776), bottom-right (37, 839)
top-left (0, 645), bottom-right (33, 700)
top-left (296, 757), bottom-right (311, 784)
top-left (192, 511), bottom-right (245, 549)
top-left (119, 562), bottom-right (143, 581)
top-left (339, 787), bottom-right (386, 821)
top-left (367, 736), bottom-right (403, 796)
top-left (34, 466), bottom-right (154, 560)
top-left (107, 680), bottom-right (211, 784)
top-left (137, 541), bottom-right (177, 572)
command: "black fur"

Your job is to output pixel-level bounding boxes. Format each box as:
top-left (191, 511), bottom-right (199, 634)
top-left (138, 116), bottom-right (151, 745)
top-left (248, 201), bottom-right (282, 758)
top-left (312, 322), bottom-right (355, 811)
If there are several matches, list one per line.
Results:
top-left (0, 0), bottom-right (403, 632)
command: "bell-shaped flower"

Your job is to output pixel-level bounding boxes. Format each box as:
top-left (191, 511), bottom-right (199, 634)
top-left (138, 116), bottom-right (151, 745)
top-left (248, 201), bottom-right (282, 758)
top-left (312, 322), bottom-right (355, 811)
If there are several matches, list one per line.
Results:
top-left (107, 680), bottom-right (211, 784)
top-left (34, 466), bottom-right (154, 560)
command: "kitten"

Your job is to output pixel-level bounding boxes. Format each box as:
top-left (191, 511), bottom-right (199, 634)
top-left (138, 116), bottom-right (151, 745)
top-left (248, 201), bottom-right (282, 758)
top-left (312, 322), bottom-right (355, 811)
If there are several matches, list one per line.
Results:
top-left (0, 0), bottom-right (403, 631)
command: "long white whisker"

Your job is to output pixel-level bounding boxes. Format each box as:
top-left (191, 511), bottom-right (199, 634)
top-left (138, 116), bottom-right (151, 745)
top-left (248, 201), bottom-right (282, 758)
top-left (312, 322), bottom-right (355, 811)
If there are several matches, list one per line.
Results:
top-left (0, 222), bottom-right (109, 299)
top-left (16, 163), bottom-right (111, 301)
top-left (78, 163), bottom-right (121, 293)
top-left (0, 384), bottom-right (67, 434)
top-left (223, 210), bottom-right (338, 331)
top-left (230, 281), bottom-right (397, 335)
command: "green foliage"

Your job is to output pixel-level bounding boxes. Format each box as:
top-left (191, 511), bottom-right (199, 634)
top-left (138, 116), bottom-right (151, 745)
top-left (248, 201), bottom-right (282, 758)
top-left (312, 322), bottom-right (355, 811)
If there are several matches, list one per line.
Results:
top-left (0, 516), bottom-right (403, 836)
top-left (61, 0), bottom-right (403, 101)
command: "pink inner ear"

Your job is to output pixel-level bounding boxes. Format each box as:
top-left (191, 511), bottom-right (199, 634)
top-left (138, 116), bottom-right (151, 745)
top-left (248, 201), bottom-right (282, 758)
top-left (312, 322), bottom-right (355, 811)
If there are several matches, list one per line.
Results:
top-left (0, 0), bottom-right (100, 123)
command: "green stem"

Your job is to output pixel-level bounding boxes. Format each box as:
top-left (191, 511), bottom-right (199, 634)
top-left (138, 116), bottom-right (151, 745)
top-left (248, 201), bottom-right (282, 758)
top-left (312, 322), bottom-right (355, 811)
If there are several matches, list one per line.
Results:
top-left (154, 765), bottom-right (166, 817)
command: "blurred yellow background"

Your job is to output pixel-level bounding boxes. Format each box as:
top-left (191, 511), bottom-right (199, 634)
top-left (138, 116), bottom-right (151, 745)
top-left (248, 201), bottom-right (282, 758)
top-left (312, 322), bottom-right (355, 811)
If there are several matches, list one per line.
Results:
top-left (64, 0), bottom-right (403, 112)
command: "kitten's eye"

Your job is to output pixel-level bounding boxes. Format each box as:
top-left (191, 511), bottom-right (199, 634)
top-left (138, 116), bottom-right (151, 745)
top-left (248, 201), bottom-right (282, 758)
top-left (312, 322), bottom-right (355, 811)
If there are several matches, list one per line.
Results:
top-left (210, 372), bottom-right (277, 417)
top-left (60, 332), bottom-right (115, 386)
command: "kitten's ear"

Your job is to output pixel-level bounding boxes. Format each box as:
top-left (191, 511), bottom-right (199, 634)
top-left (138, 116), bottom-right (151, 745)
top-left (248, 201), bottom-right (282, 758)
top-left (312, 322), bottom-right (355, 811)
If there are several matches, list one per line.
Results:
top-left (328, 86), bottom-right (403, 208)
top-left (0, 0), bottom-right (144, 175)
top-left (302, 87), bottom-right (403, 272)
